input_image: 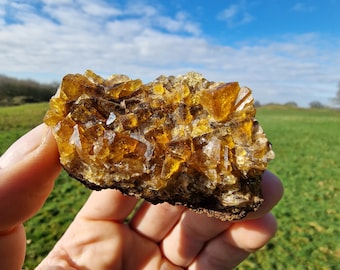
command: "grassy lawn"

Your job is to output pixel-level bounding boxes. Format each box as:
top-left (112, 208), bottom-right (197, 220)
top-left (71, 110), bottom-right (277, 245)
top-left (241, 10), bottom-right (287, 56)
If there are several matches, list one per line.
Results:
top-left (1, 103), bottom-right (339, 269)
top-left (238, 107), bottom-right (340, 270)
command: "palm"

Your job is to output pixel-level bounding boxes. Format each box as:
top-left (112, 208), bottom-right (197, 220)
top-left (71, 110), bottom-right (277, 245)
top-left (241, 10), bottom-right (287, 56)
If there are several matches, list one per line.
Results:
top-left (38, 170), bottom-right (281, 270)
top-left (38, 190), bottom-right (186, 269)
top-left (46, 215), bottom-right (166, 269)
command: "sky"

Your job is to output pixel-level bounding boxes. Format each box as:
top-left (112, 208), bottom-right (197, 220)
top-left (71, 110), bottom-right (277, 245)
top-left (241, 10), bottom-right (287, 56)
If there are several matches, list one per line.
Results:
top-left (0, 0), bottom-right (339, 107)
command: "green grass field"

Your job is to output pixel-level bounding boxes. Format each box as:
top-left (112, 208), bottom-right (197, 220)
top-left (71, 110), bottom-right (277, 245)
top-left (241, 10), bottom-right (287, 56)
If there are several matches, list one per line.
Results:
top-left (1, 103), bottom-right (339, 269)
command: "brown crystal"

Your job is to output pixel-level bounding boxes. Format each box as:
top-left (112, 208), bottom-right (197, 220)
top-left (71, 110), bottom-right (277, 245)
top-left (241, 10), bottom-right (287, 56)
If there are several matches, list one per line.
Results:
top-left (44, 70), bottom-right (274, 221)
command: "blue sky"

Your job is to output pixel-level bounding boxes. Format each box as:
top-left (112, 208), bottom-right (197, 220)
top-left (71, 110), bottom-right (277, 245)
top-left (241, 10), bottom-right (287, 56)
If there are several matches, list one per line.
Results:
top-left (0, 0), bottom-right (339, 107)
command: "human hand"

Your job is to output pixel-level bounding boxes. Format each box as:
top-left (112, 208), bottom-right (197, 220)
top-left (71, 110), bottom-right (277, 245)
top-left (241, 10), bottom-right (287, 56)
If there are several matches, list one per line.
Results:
top-left (0, 124), bottom-right (61, 270)
top-left (0, 124), bottom-right (283, 270)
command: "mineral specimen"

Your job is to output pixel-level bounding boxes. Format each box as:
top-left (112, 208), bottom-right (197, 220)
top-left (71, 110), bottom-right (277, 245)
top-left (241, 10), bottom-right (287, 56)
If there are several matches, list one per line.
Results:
top-left (44, 70), bottom-right (274, 221)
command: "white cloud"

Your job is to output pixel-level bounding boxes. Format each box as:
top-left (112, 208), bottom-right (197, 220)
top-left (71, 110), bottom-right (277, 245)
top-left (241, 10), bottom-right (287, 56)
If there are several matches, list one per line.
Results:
top-left (80, 0), bottom-right (121, 17)
top-left (155, 12), bottom-right (200, 35)
top-left (41, 0), bottom-right (73, 5)
top-left (0, 1), bottom-right (339, 107)
top-left (217, 1), bottom-right (254, 28)
top-left (124, 1), bottom-right (158, 17)
top-left (218, 4), bottom-right (238, 20)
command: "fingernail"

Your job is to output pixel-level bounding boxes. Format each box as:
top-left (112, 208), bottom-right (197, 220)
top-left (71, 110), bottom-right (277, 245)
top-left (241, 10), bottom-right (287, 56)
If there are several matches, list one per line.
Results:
top-left (0, 124), bottom-right (48, 169)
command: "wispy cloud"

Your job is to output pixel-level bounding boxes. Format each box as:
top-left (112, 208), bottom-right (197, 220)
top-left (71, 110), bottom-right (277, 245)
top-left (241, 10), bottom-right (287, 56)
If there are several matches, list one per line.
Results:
top-left (291, 2), bottom-right (316, 12)
top-left (80, 1), bottom-right (121, 17)
top-left (217, 1), bottom-right (254, 28)
top-left (0, 1), bottom-right (339, 107)
top-left (155, 11), bottom-right (201, 35)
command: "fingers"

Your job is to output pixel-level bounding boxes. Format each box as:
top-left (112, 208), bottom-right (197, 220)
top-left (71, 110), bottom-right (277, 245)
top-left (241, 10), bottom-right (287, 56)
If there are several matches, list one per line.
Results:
top-left (225, 212), bottom-right (277, 252)
top-left (77, 189), bottom-right (139, 222)
top-left (244, 170), bottom-right (284, 220)
top-left (0, 124), bottom-right (61, 270)
top-left (0, 124), bottom-right (61, 230)
top-left (0, 224), bottom-right (26, 270)
top-left (129, 202), bottom-right (185, 242)
top-left (0, 123), bottom-right (45, 168)
top-left (189, 213), bottom-right (277, 270)
top-left (161, 210), bottom-right (232, 267)
top-left (159, 170), bottom-right (283, 268)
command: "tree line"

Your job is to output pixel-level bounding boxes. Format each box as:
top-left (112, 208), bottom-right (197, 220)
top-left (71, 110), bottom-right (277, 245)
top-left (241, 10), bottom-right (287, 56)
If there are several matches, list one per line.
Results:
top-left (1, 73), bottom-right (340, 108)
top-left (0, 74), bottom-right (58, 106)
top-left (253, 81), bottom-right (340, 109)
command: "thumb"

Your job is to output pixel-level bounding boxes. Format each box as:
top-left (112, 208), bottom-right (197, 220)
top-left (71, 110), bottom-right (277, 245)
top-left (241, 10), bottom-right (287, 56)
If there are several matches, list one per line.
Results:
top-left (0, 124), bottom-right (61, 231)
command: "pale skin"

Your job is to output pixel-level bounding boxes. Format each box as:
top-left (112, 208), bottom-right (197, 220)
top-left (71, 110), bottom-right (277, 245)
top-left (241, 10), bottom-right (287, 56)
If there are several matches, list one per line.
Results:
top-left (0, 124), bottom-right (283, 270)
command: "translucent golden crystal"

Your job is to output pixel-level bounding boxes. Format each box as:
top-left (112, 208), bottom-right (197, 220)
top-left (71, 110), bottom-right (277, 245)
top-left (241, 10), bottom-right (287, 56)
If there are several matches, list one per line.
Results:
top-left (44, 70), bottom-right (274, 221)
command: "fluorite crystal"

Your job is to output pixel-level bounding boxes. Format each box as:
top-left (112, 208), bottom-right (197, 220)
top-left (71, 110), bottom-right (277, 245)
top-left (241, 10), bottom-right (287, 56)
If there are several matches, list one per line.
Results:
top-left (44, 70), bottom-right (274, 221)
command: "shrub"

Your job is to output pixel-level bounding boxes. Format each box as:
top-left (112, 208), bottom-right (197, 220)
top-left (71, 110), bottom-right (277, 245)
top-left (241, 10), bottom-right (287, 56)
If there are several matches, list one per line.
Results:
top-left (284, 101), bottom-right (298, 107)
top-left (309, 101), bottom-right (324, 109)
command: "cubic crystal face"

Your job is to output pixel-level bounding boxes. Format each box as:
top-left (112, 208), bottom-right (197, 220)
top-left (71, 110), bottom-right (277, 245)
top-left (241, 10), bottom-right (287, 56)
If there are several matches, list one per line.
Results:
top-left (44, 70), bottom-right (274, 221)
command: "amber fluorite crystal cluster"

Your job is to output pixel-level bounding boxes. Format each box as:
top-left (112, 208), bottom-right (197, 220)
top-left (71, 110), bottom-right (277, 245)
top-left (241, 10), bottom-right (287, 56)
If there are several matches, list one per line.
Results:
top-left (44, 70), bottom-right (274, 221)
